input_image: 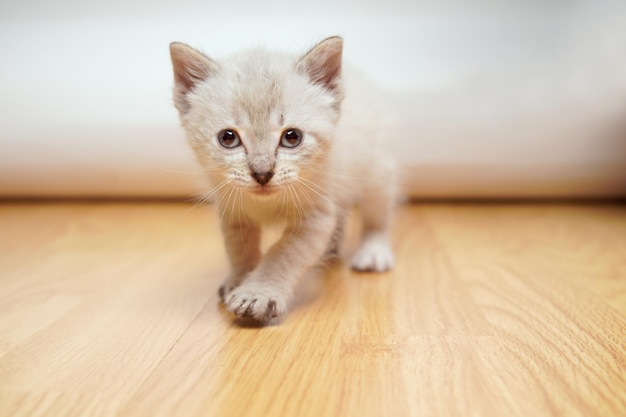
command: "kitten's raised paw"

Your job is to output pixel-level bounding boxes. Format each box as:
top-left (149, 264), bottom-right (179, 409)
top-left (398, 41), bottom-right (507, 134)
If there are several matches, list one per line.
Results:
top-left (351, 237), bottom-right (394, 272)
top-left (225, 282), bottom-right (287, 322)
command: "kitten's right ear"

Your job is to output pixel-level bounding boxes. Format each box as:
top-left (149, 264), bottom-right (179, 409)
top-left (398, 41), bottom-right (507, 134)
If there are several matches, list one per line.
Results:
top-left (169, 42), bottom-right (217, 114)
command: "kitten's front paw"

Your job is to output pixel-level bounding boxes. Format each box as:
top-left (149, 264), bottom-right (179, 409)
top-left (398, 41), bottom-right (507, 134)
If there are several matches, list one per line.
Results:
top-left (225, 282), bottom-right (287, 322)
top-left (351, 237), bottom-right (395, 272)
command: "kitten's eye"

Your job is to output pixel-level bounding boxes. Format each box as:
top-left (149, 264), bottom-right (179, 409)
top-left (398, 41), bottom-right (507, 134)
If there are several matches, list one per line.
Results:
top-left (280, 128), bottom-right (303, 148)
top-left (217, 129), bottom-right (241, 149)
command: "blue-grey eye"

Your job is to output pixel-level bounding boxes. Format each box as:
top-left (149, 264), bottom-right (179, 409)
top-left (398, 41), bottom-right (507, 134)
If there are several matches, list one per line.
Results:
top-left (280, 128), bottom-right (302, 148)
top-left (218, 129), bottom-right (241, 148)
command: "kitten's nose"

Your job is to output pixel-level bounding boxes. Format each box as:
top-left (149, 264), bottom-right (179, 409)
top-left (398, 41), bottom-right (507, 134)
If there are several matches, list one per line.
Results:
top-left (252, 171), bottom-right (274, 186)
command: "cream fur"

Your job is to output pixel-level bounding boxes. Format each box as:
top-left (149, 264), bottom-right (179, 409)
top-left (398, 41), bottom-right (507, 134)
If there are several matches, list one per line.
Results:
top-left (170, 37), bottom-right (395, 322)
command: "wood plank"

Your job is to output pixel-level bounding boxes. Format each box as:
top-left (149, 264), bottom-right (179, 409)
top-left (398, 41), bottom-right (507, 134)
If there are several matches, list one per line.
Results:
top-left (0, 203), bottom-right (624, 417)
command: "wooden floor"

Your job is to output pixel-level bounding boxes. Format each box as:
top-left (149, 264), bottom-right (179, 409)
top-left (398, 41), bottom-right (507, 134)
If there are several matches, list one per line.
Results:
top-left (0, 202), bottom-right (625, 417)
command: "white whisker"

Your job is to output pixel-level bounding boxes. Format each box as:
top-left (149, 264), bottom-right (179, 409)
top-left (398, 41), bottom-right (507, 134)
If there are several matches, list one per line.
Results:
top-left (175, 179), bottom-right (231, 221)
top-left (286, 184), bottom-right (303, 230)
top-left (275, 189), bottom-right (287, 222)
top-left (293, 182), bottom-right (320, 219)
top-left (297, 177), bottom-right (346, 211)
top-left (237, 189), bottom-right (245, 242)
top-left (299, 169), bottom-right (369, 182)
top-left (223, 184), bottom-right (237, 239)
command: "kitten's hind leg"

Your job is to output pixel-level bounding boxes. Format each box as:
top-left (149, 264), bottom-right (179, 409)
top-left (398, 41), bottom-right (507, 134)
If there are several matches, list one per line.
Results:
top-left (351, 174), bottom-right (395, 272)
top-left (322, 209), bottom-right (347, 263)
top-left (351, 230), bottom-right (394, 272)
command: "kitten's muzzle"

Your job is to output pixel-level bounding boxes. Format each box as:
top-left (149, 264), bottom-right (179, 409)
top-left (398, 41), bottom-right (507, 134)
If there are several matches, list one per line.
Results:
top-left (252, 171), bottom-right (274, 186)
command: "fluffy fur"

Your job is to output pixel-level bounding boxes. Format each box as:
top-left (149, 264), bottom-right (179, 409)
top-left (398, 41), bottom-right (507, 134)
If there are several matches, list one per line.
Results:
top-left (170, 37), bottom-right (395, 322)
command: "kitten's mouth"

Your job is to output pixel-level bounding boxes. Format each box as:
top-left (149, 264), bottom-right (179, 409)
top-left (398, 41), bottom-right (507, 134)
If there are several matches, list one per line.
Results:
top-left (251, 186), bottom-right (276, 196)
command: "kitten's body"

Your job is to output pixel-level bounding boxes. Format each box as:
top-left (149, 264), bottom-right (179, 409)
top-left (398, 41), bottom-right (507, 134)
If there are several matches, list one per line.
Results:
top-left (170, 37), bottom-right (395, 322)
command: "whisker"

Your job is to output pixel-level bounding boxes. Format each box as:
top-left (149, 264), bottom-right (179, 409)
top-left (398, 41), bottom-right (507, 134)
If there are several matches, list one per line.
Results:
top-left (240, 189), bottom-right (250, 227)
top-left (155, 164), bottom-right (236, 178)
top-left (209, 185), bottom-right (229, 218)
top-left (293, 185), bottom-right (305, 231)
top-left (299, 169), bottom-right (369, 182)
top-left (297, 177), bottom-right (346, 211)
top-left (223, 185), bottom-right (237, 240)
top-left (293, 182), bottom-right (320, 219)
top-left (203, 179), bottom-right (233, 201)
top-left (298, 174), bottom-right (356, 199)
top-left (237, 189), bottom-right (244, 242)
top-left (286, 184), bottom-right (303, 230)
top-left (275, 189), bottom-right (287, 222)
top-left (176, 179), bottom-right (231, 221)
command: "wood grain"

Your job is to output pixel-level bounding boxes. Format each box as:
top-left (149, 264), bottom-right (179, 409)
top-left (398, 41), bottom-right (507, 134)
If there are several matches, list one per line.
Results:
top-left (0, 202), bottom-right (625, 417)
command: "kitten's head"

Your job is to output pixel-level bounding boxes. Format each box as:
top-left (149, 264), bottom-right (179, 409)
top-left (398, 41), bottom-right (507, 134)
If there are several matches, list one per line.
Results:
top-left (169, 37), bottom-right (344, 199)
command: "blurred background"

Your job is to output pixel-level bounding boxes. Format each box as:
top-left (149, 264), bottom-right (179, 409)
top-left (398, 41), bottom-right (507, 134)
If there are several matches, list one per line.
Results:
top-left (1, 0), bottom-right (625, 199)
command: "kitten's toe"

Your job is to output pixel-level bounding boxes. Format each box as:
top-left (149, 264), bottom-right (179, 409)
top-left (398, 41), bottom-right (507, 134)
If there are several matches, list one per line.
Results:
top-left (225, 283), bottom-right (287, 322)
top-left (218, 285), bottom-right (232, 303)
top-left (218, 275), bottom-right (245, 303)
top-left (351, 237), bottom-right (394, 272)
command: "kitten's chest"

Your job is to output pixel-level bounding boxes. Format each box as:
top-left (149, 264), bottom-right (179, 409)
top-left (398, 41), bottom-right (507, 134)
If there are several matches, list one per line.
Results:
top-left (240, 195), bottom-right (302, 225)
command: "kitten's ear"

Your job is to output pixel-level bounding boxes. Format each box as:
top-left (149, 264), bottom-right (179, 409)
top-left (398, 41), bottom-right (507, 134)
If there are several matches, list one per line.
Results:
top-left (169, 42), bottom-right (217, 114)
top-left (297, 36), bottom-right (343, 98)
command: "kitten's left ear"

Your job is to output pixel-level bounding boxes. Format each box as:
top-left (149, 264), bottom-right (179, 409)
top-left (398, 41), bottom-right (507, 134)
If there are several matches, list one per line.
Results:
top-left (297, 36), bottom-right (344, 99)
top-left (169, 42), bottom-right (218, 114)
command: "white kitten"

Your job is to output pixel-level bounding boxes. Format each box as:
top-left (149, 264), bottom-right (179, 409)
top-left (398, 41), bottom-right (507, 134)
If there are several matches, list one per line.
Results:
top-left (170, 37), bottom-right (395, 322)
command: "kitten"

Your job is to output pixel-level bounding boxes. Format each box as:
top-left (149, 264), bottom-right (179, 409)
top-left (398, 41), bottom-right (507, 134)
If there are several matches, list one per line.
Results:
top-left (169, 37), bottom-right (396, 322)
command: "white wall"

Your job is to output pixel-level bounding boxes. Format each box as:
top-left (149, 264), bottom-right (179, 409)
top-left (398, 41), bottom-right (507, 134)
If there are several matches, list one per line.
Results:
top-left (1, 0), bottom-right (625, 198)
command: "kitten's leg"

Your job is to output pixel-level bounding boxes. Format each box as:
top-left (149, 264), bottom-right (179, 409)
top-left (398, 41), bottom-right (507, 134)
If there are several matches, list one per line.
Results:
top-left (351, 171), bottom-right (395, 272)
top-left (224, 205), bottom-right (336, 321)
top-left (322, 209), bottom-right (347, 262)
top-left (218, 215), bottom-right (261, 302)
